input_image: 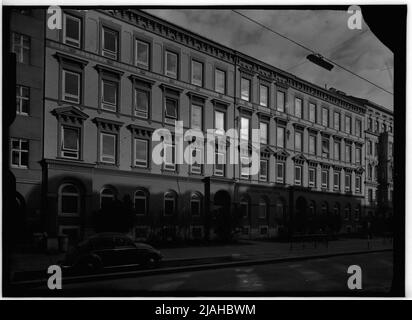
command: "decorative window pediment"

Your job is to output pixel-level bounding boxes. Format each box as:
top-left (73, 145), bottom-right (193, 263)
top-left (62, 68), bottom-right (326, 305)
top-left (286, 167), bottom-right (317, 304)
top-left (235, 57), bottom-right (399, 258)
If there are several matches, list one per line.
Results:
top-left (321, 163), bottom-right (331, 170)
top-left (128, 74), bottom-right (155, 87)
top-left (293, 123), bottom-right (306, 131)
top-left (53, 52), bottom-right (88, 68)
top-left (93, 117), bottom-right (123, 132)
top-left (292, 153), bottom-right (307, 165)
top-left (308, 160), bottom-right (318, 168)
top-left (127, 124), bottom-right (153, 137)
top-left (94, 64), bottom-right (124, 78)
top-left (52, 106), bottom-right (89, 124)
top-left (274, 149), bottom-right (289, 161)
top-left (260, 145), bottom-right (276, 159)
top-left (355, 167), bottom-right (364, 174)
top-left (274, 117), bottom-right (288, 126)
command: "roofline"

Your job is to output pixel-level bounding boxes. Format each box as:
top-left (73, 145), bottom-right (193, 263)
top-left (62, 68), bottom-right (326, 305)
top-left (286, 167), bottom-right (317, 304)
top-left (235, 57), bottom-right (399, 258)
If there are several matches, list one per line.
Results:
top-left (348, 96), bottom-right (393, 115)
top-left (105, 9), bottom-right (366, 112)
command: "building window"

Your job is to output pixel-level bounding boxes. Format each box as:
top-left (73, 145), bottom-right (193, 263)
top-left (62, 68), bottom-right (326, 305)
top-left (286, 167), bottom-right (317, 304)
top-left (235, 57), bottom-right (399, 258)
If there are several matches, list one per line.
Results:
top-left (163, 138), bottom-right (176, 172)
top-left (101, 27), bottom-right (118, 60)
top-left (367, 140), bottom-right (372, 155)
top-left (277, 91), bottom-right (285, 112)
top-left (215, 69), bottom-right (226, 94)
top-left (62, 69), bottom-right (81, 104)
top-left (309, 135), bottom-right (316, 155)
top-left (259, 198), bottom-right (268, 219)
top-left (321, 169), bottom-right (329, 189)
top-left (345, 144), bottom-right (352, 162)
top-left (191, 60), bottom-right (203, 87)
top-left (100, 187), bottom-right (116, 209)
top-left (368, 118), bottom-right (373, 131)
top-left (277, 126), bottom-right (285, 148)
top-left (100, 132), bottom-right (117, 164)
top-left (165, 97), bottom-right (178, 125)
top-left (322, 107), bottom-right (329, 127)
top-left (374, 165), bottom-right (378, 181)
top-left (354, 207), bottom-right (360, 221)
top-left (276, 162), bottom-right (285, 183)
top-left (190, 144), bottom-right (203, 174)
top-left (191, 103), bottom-right (203, 131)
top-left (10, 138), bottom-right (28, 168)
top-left (333, 171), bottom-right (340, 190)
top-left (295, 165), bottom-right (302, 185)
top-left (16, 85), bottom-right (29, 115)
top-left (260, 159), bottom-right (268, 181)
top-left (355, 175), bottom-right (361, 193)
top-left (61, 126), bottom-right (80, 159)
top-left (134, 88), bottom-right (149, 119)
top-left (12, 32), bottom-right (30, 64)
top-left (321, 202), bottom-right (328, 216)
top-left (241, 77), bottom-right (251, 101)
top-left (214, 149), bottom-right (225, 177)
top-left (63, 14), bottom-right (81, 48)
top-left (164, 192), bottom-right (176, 216)
top-left (165, 50), bottom-right (178, 79)
top-left (368, 164), bottom-right (373, 179)
top-left (59, 184), bottom-right (80, 216)
top-left (134, 190), bottom-right (148, 215)
top-left (355, 147), bottom-right (361, 165)
top-left (368, 189), bottom-right (373, 202)
top-left (260, 122), bottom-right (268, 145)
top-left (309, 167), bottom-right (316, 187)
top-left (295, 97), bottom-right (302, 118)
top-left (345, 115), bottom-right (352, 134)
top-left (295, 131), bottom-right (302, 152)
top-left (134, 138), bottom-right (148, 168)
top-left (260, 84), bottom-right (269, 107)
top-left (309, 103), bottom-right (316, 123)
top-left (375, 142), bottom-right (379, 157)
top-left (382, 123), bottom-right (386, 132)
top-left (240, 156), bottom-right (250, 179)
top-left (135, 39), bottom-right (150, 69)
top-left (101, 78), bottom-right (118, 112)
top-left (355, 119), bottom-right (362, 137)
top-left (322, 138), bottom-right (329, 158)
top-left (334, 112), bottom-right (340, 130)
top-left (240, 198), bottom-right (249, 218)
top-left (375, 120), bottom-right (379, 133)
top-left (334, 141), bottom-right (341, 161)
top-left (190, 193), bottom-right (201, 216)
top-left (214, 110), bottom-right (225, 135)
top-left (345, 173), bottom-right (351, 192)
top-left (240, 117), bottom-right (249, 141)
top-left (344, 205), bottom-right (351, 220)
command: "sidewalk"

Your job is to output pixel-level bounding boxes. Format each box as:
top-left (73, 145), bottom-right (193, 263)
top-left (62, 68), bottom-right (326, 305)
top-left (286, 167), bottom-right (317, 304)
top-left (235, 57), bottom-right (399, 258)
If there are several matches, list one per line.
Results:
top-left (8, 237), bottom-right (392, 276)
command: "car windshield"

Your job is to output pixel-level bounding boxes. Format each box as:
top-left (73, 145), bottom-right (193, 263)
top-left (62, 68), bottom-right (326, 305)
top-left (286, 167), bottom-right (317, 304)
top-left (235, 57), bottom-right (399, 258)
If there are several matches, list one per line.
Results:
top-left (91, 237), bottom-right (114, 250)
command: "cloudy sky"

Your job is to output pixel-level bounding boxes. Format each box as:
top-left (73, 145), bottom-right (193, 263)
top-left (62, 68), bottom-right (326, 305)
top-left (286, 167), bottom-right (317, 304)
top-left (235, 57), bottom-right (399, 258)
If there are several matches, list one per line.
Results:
top-left (146, 9), bottom-right (393, 111)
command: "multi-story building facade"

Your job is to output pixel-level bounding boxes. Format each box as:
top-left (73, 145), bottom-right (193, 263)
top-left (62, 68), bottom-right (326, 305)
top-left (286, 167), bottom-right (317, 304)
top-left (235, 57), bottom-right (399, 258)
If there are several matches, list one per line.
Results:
top-left (7, 8), bottom-right (45, 238)
top-left (351, 97), bottom-right (394, 220)
top-left (7, 8), bottom-right (394, 245)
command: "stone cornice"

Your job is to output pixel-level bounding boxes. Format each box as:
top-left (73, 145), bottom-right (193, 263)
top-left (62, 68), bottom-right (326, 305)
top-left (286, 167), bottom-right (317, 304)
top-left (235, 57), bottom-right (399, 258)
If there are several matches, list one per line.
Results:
top-left (104, 9), bottom-right (235, 64)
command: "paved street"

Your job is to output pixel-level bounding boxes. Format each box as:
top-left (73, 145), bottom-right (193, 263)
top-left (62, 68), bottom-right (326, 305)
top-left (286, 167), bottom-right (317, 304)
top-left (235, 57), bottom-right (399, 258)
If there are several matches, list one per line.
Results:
top-left (25, 251), bottom-right (392, 296)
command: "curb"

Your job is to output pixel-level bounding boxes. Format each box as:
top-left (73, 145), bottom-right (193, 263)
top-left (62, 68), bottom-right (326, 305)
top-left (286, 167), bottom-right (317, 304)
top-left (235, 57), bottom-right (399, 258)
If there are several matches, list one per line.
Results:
top-left (10, 248), bottom-right (392, 288)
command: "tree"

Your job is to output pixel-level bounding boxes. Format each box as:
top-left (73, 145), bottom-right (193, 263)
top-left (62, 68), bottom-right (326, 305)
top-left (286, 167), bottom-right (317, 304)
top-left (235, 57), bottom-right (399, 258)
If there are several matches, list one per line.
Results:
top-left (93, 195), bottom-right (134, 233)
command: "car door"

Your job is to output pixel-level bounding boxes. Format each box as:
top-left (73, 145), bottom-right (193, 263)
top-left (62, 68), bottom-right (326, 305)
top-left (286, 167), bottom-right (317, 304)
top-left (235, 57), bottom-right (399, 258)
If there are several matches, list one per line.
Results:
top-left (113, 236), bottom-right (139, 265)
top-left (91, 236), bottom-right (115, 267)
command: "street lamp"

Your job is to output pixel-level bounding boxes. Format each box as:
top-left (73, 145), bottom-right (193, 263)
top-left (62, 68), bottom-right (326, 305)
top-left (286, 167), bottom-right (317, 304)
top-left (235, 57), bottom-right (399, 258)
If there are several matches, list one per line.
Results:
top-left (306, 53), bottom-right (334, 71)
